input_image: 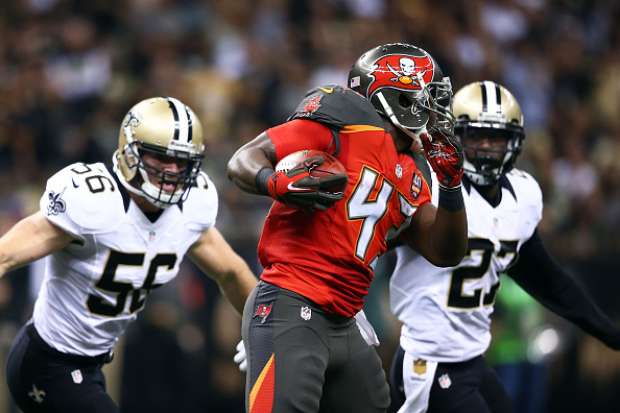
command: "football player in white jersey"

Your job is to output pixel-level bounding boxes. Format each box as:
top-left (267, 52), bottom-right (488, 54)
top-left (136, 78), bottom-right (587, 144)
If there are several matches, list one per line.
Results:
top-left (0, 97), bottom-right (257, 413)
top-left (388, 81), bottom-right (620, 413)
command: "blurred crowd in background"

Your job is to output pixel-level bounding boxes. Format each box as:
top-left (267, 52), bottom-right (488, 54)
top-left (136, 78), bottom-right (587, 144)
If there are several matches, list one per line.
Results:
top-left (1, 0), bottom-right (620, 412)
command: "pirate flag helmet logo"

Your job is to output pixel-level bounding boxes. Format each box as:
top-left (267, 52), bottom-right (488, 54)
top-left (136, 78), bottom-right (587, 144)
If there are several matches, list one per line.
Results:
top-left (365, 54), bottom-right (435, 96)
top-left (348, 43), bottom-right (455, 140)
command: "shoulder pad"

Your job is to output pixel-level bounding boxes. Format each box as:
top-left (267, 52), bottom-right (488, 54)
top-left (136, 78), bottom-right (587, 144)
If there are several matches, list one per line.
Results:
top-left (288, 85), bottom-right (384, 129)
top-left (506, 168), bottom-right (543, 224)
top-left (40, 162), bottom-right (126, 238)
top-left (181, 171), bottom-right (219, 232)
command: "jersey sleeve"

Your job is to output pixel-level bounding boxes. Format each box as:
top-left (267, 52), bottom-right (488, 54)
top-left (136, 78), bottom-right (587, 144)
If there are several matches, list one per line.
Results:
top-left (410, 169), bottom-right (433, 211)
top-left (507, 230), bottom-right (620, 349)
top-left (385, 159), bottom-right (432, 245)
top-left (266, 119), bottom-right (334, 161)
top-left (394, 153), bottom-right (433, 211)
top-left (39, 163), bottom-right (123, 240)
top-left (387, 155), bottom-right (433, 244)
top-left (402, 151), bottom-right (434, 208)
top-left (182, 171), bottom-right (219, 233)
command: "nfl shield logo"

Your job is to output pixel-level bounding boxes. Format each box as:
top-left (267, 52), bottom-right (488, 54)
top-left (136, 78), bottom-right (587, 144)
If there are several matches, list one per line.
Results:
top-left (71, 369), bottom-right (83, 384)
top-left (438, 373), bottom-right (451, 389)
top-left (395, 164), bottom-right (403, 179)
top-left (413, 359), bottom-right (427, 375)
top-left (300, 306), bottom-right (312, 321)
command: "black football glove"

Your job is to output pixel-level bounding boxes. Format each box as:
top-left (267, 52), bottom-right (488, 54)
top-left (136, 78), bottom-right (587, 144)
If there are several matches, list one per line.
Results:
top-left (267, 156), bottom-right (346, 211)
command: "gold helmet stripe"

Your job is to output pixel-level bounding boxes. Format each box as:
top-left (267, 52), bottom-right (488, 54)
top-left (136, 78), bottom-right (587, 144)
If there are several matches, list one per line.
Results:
top-left (166, 97), bottom-right (193, 144)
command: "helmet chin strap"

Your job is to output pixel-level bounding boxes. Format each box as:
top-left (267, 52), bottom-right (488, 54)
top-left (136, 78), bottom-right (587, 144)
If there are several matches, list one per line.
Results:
top-left (376, 91), bottom-right (425, 149)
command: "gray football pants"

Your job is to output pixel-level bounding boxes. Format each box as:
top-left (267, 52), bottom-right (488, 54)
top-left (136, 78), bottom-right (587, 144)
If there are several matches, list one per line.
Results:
top-left (242, 280), bottom-right (390, 413)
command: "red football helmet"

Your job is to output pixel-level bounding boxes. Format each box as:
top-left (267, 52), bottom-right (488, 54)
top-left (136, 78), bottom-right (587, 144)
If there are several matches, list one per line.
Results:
top-left (348, 43), bottom-right (454, 141)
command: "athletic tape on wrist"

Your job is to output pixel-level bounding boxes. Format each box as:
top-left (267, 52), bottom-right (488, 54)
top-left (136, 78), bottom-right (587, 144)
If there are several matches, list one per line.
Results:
top-left (256, 167), bottom-right (275, 195)
top-left (438, 185), bottom-right (464, 212)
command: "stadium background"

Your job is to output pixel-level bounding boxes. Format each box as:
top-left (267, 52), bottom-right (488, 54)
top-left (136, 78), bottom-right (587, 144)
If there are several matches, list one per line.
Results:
top-left (0, 0), bottom-right (619, 412)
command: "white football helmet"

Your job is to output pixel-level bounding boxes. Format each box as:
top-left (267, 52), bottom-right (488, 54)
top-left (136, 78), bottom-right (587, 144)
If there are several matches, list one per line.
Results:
top-left (114, 97), bottom-right (205, 208)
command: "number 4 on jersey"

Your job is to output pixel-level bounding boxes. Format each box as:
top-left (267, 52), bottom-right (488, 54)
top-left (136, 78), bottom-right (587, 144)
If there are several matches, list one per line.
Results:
top-left (347, 167), bottom-right (417, 263)
top-left (347, 168), bottom-right (394, 262)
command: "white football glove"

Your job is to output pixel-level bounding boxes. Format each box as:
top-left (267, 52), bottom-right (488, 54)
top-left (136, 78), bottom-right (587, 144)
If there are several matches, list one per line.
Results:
top-left (234, 340), bottom-right (247, 372)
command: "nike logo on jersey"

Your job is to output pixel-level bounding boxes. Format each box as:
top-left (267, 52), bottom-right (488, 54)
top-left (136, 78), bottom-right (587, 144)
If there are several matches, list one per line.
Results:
top-left (72, 178), bottom-right (79, 188)
top-left (319, 87), bottom-right (334, 94)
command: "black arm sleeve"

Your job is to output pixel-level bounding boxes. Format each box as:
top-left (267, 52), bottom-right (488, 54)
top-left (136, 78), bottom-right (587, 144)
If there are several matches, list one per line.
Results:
top-left (507, 230), bottom-right (620, 350)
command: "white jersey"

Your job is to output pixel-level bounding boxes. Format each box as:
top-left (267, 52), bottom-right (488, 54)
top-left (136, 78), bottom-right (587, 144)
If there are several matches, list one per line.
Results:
top-left (33, 162), bottom-right (218, 356)
top-left (390, 169), bottom-right (542, 362)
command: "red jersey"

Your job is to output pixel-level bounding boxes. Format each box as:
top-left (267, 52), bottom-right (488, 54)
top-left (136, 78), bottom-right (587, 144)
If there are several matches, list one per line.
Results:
top-left (258, 86), bottom-right (432, 317)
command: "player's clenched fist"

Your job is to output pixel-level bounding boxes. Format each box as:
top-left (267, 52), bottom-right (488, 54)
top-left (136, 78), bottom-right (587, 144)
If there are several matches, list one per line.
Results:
top-left (420, 131), bottom-right (464, 189)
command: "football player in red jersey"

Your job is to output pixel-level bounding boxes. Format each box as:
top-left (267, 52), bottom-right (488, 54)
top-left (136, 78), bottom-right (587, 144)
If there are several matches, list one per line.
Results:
top-left (227, 43), bottom-right (467, 413)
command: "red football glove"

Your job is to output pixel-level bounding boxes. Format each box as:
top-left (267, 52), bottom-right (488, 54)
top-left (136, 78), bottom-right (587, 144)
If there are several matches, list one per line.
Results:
top-left (419, 131), bottom-right (464, 189)
top-left (267, 156), bottom-right (346, 211)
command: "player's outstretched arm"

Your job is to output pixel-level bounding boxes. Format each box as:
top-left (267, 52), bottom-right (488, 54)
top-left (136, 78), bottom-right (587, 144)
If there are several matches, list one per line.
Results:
top-left (507, 230), bottom-right (620, 350)
top-left (0, 212), bottom-right (73, 278)
top-left (188, 227), bottom-right (257, 315)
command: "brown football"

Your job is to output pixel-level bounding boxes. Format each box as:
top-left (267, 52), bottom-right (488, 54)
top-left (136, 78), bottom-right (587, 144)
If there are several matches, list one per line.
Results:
top-left (275, 150), bottom-right (348, 193)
